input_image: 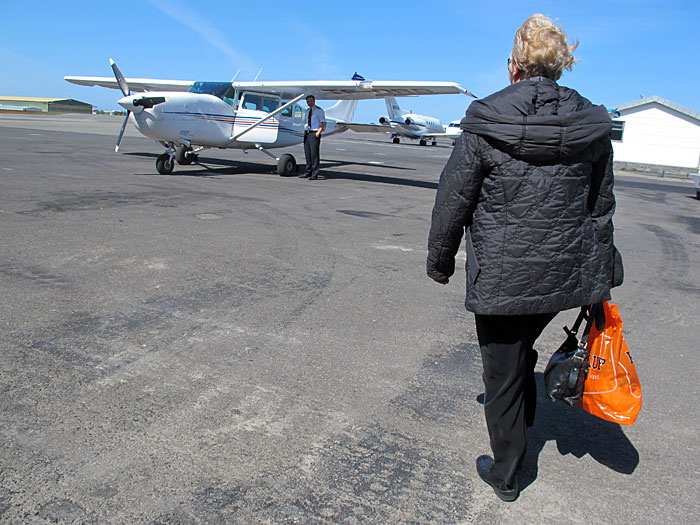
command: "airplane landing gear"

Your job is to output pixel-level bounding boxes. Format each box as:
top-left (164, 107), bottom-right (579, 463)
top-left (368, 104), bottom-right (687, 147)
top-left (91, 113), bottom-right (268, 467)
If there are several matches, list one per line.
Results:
top-left (392, 137), bottom-right (400, 144)
top-left (175, 144), bottom-right (198, 165)
top-left (252, 143), bottom-right (297, 176)
top-left (419, 139), bottom-right (427, 146)
top-left (156, 153), bottom-right (174, 175)
top-left (277, 153), bottom-right (297, 176)
top-left (156, 145), bottom-right (175, 175)
top-left (432, 140), bottom-right (437, 146)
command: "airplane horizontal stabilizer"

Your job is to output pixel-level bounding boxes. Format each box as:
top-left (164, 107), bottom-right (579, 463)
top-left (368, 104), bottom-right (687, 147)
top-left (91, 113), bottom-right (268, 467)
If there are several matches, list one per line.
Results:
top-left (341, 122), bottom-right (395, 134)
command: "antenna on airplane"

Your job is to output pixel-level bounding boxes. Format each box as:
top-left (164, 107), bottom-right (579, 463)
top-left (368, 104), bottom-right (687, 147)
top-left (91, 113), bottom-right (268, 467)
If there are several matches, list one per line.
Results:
top-left (231, 69), bottom-right (241, 82)
top-left (254, 68), bottom-right (263, 81)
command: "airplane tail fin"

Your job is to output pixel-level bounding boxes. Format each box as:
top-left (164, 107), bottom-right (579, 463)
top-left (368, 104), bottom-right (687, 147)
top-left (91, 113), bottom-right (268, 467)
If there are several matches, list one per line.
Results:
top-left (325, 99), bottom-right (358, 123)
top-left (385, 97), bottom-right (408, 119)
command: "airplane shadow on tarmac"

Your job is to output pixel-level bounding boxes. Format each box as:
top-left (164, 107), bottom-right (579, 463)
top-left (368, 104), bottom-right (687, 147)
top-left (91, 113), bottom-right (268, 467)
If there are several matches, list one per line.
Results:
top-left (478, 373), bottom-right (639, 490)
top-left (123, 153), bottom-right (437, 189)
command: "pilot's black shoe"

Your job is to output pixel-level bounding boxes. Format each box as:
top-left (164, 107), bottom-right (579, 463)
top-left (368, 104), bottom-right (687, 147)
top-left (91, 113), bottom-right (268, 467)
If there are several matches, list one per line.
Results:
top-left (476, 455), bottom-right (519, 502)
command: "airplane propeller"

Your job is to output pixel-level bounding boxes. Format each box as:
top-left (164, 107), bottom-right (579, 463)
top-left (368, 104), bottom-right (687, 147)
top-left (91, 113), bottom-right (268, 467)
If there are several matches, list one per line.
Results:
top-left (110, 58), bottom-right (131, 152)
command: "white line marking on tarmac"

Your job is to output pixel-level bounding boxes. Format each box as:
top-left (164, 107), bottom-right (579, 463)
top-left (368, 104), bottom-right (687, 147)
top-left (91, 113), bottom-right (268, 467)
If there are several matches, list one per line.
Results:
top-left (28, 133), bottom-right (42, 136)
top-left (368, 161), bottom-right (384, 165)
top-left (375, 245), bottom-right (414, 252)
top-left (2, 168), bottom-right (13, 171)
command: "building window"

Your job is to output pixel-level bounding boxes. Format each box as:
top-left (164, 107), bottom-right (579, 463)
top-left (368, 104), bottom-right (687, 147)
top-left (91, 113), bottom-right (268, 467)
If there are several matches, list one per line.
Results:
top-left (611, 120), bottom-right (624, 141)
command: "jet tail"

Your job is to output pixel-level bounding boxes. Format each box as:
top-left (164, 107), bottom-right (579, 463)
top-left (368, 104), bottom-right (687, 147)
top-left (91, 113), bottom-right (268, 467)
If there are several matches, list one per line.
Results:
top-left (385, 97), bottom-right (409, 119)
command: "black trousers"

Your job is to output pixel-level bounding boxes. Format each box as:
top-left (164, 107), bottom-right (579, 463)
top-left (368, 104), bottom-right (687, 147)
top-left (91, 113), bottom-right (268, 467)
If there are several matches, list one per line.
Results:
top-left (474, 312), bottom-right (558, 486)
top-left (304, 132), bottom-right (321, 177)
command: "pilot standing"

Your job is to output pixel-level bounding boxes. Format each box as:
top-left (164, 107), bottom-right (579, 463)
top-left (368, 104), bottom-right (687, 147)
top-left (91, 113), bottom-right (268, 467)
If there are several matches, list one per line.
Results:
top-left (301, 95), bottom-right (327, 180)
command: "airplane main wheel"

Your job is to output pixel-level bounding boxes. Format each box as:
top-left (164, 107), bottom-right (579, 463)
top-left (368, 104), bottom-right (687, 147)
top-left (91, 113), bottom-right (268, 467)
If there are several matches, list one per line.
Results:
top-left (277, 154), bottom-right (297, 176)
top-left (419, 139), bottom-right (427, 146)
top-left (156, 153), bottom-right (174, 175)
top-left (432, 141), bottom-right (437, 146)
top-left (392, 137), bottom-right (400, 144)
top-left (175, 145), bottom-right (195, 165)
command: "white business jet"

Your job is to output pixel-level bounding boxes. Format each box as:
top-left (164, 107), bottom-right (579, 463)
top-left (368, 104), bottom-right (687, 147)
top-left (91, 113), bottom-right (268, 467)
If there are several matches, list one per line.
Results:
top-left (65, 61), bottom-right (469, 175)
top-left (342, 96), bottom-right (472, 146)
top-left (444, 120), bottom-right (463, 144)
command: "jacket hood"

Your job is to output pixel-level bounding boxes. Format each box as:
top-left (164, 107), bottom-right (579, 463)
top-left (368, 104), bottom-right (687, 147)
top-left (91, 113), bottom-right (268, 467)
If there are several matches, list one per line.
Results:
top-left (461, 78), bottom-right (612, 161)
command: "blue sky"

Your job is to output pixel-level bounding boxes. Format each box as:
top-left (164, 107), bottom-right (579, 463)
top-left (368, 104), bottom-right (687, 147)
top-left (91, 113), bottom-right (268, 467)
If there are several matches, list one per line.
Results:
top-left (1, 0), bottom-right (697, 124)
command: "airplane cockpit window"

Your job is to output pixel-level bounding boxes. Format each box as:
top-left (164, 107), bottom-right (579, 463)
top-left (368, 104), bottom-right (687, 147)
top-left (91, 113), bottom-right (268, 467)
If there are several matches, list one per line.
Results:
top-left (240, 94), bottom-right (279, 113)
top-left (262, 97), bottom-right (279, 113)
top-left (188, 82), bottom-right (236, 107)
top-left (293, 105), bottom-right (304, 119)
top-left (281, 103), bottom-right (293, 117)
top-left (242, 94), bottom-right (262, 110)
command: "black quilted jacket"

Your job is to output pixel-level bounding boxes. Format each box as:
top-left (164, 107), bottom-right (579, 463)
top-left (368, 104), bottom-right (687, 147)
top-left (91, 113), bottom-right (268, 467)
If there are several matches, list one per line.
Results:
top-left (427, 77), bottom-right (623, 315)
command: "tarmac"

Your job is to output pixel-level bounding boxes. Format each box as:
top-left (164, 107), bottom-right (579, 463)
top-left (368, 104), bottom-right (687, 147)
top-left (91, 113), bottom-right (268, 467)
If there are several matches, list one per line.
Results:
top-left (1, 113), bottom-right (699, 524)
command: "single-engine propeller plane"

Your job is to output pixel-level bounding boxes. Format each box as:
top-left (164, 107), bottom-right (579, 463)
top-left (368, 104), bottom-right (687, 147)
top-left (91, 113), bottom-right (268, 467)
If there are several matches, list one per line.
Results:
top-left (65, 61), bottom-right (470, 175)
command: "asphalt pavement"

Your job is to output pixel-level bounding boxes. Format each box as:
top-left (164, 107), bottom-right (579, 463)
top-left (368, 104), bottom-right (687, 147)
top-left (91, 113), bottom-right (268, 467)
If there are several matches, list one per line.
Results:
top-left (1, 113), bottom-right (699, 523)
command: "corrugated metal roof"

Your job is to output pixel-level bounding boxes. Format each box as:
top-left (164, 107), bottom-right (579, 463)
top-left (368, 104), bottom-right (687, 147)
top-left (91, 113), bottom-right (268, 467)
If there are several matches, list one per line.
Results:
top-left (613, 95), bottom-right (700, 123)
top-left (0, 96), bottom-right (90, 104)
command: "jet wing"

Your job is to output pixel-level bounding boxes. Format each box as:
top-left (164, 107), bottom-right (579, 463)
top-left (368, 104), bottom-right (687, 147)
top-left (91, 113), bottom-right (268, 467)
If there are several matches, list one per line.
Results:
top-left (230, 80), bottom-right (474, 100)
top-left (64, 76), bottom-right (194, 92)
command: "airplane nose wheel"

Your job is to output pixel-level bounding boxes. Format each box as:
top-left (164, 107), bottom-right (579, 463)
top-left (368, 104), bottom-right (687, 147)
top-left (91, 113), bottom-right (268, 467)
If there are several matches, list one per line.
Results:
top-left (156, 153), bottom-right (175, 175)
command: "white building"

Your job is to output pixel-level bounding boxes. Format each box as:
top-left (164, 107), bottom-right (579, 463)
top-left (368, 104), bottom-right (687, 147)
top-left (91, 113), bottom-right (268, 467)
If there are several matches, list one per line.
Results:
top-left (611, 95), bottom-right (700, 171)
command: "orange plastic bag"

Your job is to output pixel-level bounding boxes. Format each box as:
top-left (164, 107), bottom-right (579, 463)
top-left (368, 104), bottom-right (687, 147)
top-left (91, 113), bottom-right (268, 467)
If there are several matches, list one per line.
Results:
top-left (582, 302), bottom-right (642, 425)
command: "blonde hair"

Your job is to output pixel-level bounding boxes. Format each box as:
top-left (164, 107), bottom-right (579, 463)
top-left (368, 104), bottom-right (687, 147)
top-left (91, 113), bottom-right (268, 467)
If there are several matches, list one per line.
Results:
top-left (510, 14), bottom-right (578, 81)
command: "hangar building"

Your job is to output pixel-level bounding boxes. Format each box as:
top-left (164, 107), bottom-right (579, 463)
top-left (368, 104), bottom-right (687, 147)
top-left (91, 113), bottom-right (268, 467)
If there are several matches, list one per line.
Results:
top-left (0, 96), bottom-right (92, 114)
top-left (611, 95), bottom-right (700, 173)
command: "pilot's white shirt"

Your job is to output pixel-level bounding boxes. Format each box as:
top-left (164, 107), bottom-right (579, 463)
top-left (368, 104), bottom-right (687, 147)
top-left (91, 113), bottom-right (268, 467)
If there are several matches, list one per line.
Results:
top-left (304, 106), bottom-right (327, 131)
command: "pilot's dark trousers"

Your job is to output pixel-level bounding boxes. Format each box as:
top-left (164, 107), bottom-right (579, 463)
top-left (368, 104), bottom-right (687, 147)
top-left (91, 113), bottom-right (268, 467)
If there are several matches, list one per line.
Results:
top-left (304, 131), bottom-right (321, 177)
top-left (474, 312), bottom-right (558, 486)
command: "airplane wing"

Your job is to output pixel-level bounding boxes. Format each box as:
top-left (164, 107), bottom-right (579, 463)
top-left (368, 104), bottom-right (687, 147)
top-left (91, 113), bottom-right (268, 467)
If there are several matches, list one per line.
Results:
top-left (64, 76), bottom-right (195, 92)
top-left (65, 76), bottom-right (475, 99)
top-left (230, 80), bottom-right (474, 100)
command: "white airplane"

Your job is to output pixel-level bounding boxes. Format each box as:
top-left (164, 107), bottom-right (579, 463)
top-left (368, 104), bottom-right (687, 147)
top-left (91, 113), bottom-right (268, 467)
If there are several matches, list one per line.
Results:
top-left (342, 96), bottom-right (471, 146)
top-left (65, 61), bottom-right (469, 175)
top-left (444, 120), bottom-right (463, 144)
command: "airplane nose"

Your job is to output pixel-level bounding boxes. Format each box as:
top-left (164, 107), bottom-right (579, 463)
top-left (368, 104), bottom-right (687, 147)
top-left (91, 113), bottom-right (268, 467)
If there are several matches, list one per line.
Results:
top-left (117, 95), bottom-right (144, 114)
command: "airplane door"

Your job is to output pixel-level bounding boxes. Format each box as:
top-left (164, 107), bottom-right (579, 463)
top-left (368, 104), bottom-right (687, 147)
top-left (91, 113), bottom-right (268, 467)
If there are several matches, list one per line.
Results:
top-left (233, 92), bottom-right (280, 144)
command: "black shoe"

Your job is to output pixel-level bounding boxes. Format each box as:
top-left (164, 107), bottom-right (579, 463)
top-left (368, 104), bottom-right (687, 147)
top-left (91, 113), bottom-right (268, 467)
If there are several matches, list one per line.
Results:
top-left (476, 455), bottom-right (519, 502)
top-left (308, 175), bottom-right (318, 180)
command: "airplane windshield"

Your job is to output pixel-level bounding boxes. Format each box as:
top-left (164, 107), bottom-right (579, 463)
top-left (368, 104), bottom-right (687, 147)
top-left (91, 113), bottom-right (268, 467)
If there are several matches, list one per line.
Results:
top-left (188, 82), bottom-right (236, 106)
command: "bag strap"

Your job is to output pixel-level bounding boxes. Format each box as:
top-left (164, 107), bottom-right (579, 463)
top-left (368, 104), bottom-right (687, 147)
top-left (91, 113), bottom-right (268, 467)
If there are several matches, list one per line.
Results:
top-left (565, 305), bottom-right (601, 390)
top-left (569, 306), bottom-right (589, 335)
top-left (580, 303), bottom-right (605, 348)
